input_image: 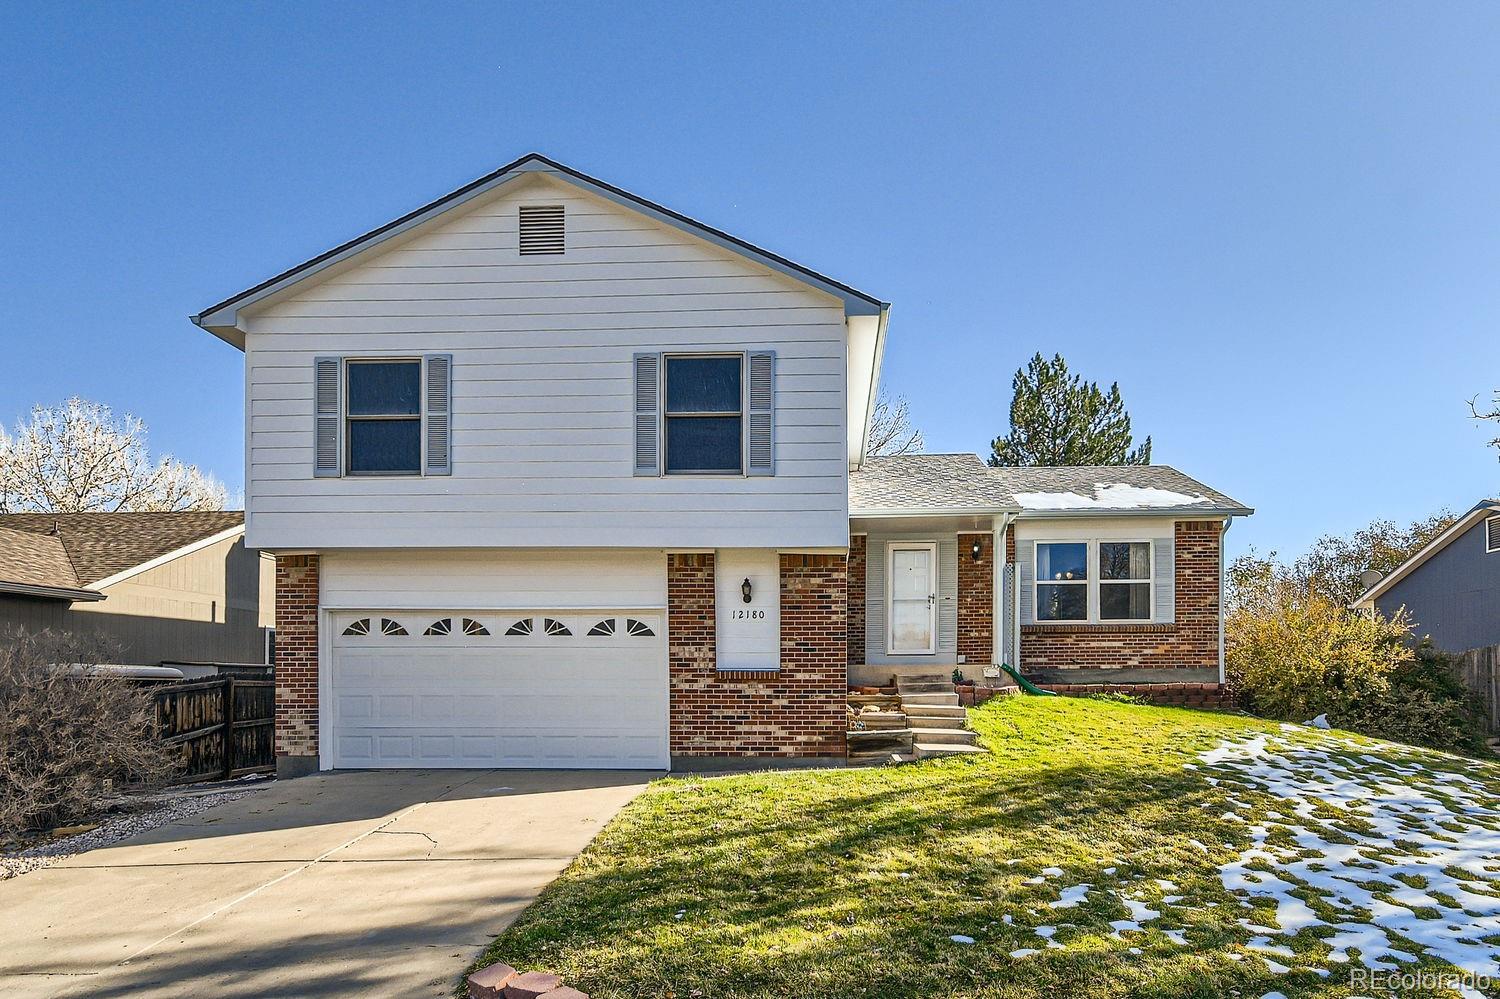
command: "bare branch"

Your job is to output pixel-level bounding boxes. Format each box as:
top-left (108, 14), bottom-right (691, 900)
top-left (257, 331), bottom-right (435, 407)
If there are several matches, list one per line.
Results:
top-left (867, 392), bottom-right (925, 457)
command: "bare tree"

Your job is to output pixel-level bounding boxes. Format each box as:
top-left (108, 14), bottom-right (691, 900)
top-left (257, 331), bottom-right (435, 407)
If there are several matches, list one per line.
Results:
top-left (1472, 390), bottom-right (1499, 458)
top-left (867, 392), bottom-right (925, 456)
top-left (0, 398), bottom-right (226, 513)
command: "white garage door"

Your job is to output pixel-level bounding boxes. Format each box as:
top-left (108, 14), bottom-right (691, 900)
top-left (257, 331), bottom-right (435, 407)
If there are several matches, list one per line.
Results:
top-left (330, 609), bottom-right (668, 769)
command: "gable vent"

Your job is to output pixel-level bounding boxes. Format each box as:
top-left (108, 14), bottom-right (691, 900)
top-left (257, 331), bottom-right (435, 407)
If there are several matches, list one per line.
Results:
top-left (1488, 514), bottom-right (1500, 553)
top-left (519, 204), bottom-right (565, 255)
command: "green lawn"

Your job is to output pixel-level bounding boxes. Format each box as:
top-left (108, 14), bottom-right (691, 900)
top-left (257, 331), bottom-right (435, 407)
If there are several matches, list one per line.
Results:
top-left (469, 697), bottom-right (1500, 999)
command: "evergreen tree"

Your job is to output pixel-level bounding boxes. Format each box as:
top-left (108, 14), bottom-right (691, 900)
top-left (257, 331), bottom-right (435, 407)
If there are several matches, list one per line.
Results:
top-left (988, 353), bottom-right (1151, 466)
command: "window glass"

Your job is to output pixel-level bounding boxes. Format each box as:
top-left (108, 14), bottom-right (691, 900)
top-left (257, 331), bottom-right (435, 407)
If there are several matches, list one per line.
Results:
top-left (665, 356), bottom-right (741, 413)
top-left (1037, 543), bottom-right (1087, 582)
top-left (1099, 541), bottom-right (1151, 620)
top-left (666, 416), bottom-right (742, 473)
top-left (348, 419), bottom-right (420, 473)
top-left (1037, 583), bottom-right (1088, 621)
top-left (347, 361), bottom-right (420, 416)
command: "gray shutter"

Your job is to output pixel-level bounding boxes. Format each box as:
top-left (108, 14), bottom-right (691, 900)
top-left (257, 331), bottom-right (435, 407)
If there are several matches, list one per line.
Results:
top-left (1017, 540), bottom-right (1036, 625)
top-left (314, 357), bottom-right (341, 477)
top-left (1153, 536), bottom-right (1175, 623)
top-left (424, 354), bottom-right (452, 475)
top-left (746, 350), bottom-right (775, 476)
top-left (633, 353), bottom-right (660, 476)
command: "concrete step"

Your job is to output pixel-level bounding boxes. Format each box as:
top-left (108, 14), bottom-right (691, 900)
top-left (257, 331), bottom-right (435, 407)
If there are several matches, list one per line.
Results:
top-left (914, 742), bottom-right (988, 760)
top-left (896, 680), bottom-right (956, 694)
top-left (909, 727), bottom-right (979, 746)
top-left (899, 692), bottom-right (962, 706)
top-left (895, 671), bottom-right (953, 684)
top-left (902, 703), bottom-right (966, 718)
top-left (903, 713), bottom-right (966, 730)
top-left (848, 710), bottom-right (908, 731)
top-left (847, 693), bottom-right (902, 710)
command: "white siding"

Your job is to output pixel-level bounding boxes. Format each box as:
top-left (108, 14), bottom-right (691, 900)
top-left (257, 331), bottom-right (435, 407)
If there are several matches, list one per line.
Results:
top-left (243, 173), bottom-right (849, 550)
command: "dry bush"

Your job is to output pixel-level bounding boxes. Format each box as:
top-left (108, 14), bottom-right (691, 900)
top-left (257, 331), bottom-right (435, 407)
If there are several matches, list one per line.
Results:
top-left (0, 630), bottom-right (174, 833)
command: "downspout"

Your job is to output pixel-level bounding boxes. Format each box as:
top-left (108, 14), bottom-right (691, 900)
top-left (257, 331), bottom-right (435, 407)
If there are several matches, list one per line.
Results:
top-left (1219, 517), bottom-right (1232, 686)
top-left (990, 513), bottom-right (1014, 673)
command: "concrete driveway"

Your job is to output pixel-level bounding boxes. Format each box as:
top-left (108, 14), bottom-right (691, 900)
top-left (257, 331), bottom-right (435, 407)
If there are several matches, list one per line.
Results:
top-left (0, 769), bottom-right (652, 998)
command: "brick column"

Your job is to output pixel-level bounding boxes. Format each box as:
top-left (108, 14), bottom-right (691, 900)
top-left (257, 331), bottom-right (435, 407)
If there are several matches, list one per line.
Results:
top-left (846, 535), bottom-right (866, 666)
top-left (274, 554), bottom-right (320, 777)
top-left (667, 552), bottom-right (847, 763)
top-left (957, 532), bottom-right (993, 669)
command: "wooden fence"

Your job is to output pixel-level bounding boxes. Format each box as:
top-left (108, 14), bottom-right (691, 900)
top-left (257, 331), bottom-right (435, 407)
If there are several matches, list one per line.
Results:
top-left (1455, 645), bottom-right (1500, 734)
top-left (153, 678), bottom-right (275, 784)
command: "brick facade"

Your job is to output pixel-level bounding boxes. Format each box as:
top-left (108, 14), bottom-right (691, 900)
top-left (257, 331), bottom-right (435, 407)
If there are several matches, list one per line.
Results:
top-left (847, 535), bottom-right (866, 666)
top-left (274, 554), bottom-right (320, 768)
top-left (956, 532), bottom-right (993, 667)
top-left (957, 681), bottom-right (1234, 710)
top-left (668, 552), bottom-right (846, 759)
top-left (1017, 521), bottom-right (1222, 672)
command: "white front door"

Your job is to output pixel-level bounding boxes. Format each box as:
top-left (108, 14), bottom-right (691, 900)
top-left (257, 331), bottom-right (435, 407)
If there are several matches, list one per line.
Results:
top-left (888, 542), bottom-right (937, 654)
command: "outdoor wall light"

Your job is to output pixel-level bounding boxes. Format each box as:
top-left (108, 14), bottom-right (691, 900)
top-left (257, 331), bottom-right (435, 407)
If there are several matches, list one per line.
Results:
top-left (970, 539), bottom-right (983, 562)
top-left (741, 577), bottom-right (753, 603)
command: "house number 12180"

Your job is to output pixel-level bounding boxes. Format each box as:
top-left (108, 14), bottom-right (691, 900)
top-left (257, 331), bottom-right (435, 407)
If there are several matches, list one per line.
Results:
top-left (733, 609), bottom-right (766, 620)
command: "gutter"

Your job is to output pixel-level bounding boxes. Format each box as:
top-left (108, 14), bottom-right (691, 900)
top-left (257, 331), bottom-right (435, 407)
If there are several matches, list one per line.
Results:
top-left (1011, 506), bottom-right (1253, 520)
top-left (0, 580), bottom-right (106, 602)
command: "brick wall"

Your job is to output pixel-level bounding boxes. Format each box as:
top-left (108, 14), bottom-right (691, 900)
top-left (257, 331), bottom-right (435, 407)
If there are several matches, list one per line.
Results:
top-left (957, 682), bottom-right (1234, 710)
top-left (957, 532), bottom-right (993, 667)
top-left (668, 552), bottom-right (846, 758)
top-left (847, 535), bottom-right (866, 666)
top-left (1018, 521), bottom-right (1222, 672)
top-left (274, 554), bottom-right (320, 763)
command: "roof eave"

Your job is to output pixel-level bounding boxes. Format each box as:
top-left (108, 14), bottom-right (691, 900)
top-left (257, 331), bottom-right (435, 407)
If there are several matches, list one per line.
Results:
top-left (0, 580), bottom-right (106, 602)
top-left (191, 153), bottom-right (887, 352)
top-left (1014, 506), bottom-right (1252, 519)
top-left (1350, 501), bottom-right (1500, 607)
top-left (851, 506), bottom-right (1020, 519)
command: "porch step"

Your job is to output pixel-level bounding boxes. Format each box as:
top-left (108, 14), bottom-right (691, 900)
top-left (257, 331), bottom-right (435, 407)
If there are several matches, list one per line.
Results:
top-left (914, 742), bottom-right (988, 760)
top-left (899, 692), bottom-right (962, 706)
top-left (903, 712), bottom-right (966, 730)
top-left (896, 672), bottom-right (952, 686)
top-left (847, 728), bottom-right (914, 758)
top-left (847, 693), bottom-right (903, 710)
top-left (909, 727), bottom-right (979, 746)
top-left (902, 703), bottom-right (966, 718)
top-left (848, 710), bottom-right (908, 731)
top-left (896, 680), bottom-right (956, 694)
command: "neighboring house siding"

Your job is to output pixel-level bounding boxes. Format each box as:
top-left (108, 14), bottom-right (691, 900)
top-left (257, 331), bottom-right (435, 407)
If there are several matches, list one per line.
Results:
top-left (1016, 520), bottom-right (1221, 673)
top-left (0, 536), bottom-right (271, 666)
top-left (241, 174), bottom-right (849, 551)
top-left (1376, 517), bottom-right (1500, 653)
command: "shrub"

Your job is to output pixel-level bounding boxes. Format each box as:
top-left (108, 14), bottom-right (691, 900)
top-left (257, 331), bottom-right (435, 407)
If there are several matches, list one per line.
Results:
top-left (1226, 561), bottom-right (1486, 754)
top-left (0, 630), bottom-right (174, 833)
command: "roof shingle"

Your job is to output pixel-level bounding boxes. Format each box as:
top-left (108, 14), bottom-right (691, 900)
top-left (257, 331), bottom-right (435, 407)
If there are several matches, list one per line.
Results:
top-left (0, 511), bottom-right (244, 587)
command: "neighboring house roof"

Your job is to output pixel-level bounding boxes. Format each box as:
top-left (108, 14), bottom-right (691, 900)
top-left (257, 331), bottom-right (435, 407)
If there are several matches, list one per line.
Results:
top-left (1351, 498), bottom-right (1500, 608)
top-left (190, 151), bottom-right (891, 469)
top-left (849, 454), bottom-right (1252, 519)
top-left (850, 454), bottom-right (1018, 516)
top-left (0, 526), bottom-right (103, 601)
top-left (0, 511), bottom-right (245, 591)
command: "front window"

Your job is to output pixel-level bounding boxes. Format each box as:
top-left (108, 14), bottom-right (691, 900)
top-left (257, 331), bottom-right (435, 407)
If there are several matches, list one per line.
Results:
top-left (346, 360), bottom-right (421, 474)
top-left (664, 355), bottom-right (742, 474)
top-left (1036, 542), bottom-right (1087, 621)
top-left (1099, 541), bottom-right (1152, 620)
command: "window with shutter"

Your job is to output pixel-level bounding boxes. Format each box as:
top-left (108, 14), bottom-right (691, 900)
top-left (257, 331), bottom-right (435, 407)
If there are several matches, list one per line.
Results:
top-left (313, 355), bottom-right (452, 478)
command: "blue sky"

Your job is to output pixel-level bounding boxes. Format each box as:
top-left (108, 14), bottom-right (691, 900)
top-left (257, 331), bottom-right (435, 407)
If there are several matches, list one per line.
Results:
top-left (2, 2), bottom-right (1497, 559)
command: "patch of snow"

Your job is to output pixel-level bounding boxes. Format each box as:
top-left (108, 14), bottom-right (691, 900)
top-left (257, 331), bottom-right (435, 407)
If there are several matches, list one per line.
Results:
top-left (1009, 948), bottom-right (1039, 958)
top-left (949, 934), bottom-right (975, 944)
top-left (1304, 714), bottom-right (1331, 729)
top-left (1040, 866), bottom-right (1064, 877)
top-left (1012, 483), bottom-right (1214, 511)
top-left (1163, 929), bottom-right (1189, 945)
top-left (1049, 883), bottom-right (1091, 908)
top-left (1197, 732), bottom-right (1500, 980)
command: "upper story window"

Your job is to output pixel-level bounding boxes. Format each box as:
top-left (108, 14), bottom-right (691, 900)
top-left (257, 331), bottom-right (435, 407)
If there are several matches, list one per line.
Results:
top-left (664, 355), bottom-right (742, 474)
top-left (314, 354), bottom-right (451, 478)
top-left (1036, 542), bottom-right (1088, 621)
top-left (346, 360), bottom-right (422, 475)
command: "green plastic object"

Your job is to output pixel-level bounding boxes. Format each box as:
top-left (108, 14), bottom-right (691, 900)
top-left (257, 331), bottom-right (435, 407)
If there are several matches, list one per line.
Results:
top-left (1000, 662), bottom-right (1057, 696)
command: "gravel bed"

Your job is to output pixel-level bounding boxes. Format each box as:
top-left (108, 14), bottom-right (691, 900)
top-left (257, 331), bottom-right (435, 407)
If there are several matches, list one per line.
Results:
top-left (1, 781), bottom-right (266, 881)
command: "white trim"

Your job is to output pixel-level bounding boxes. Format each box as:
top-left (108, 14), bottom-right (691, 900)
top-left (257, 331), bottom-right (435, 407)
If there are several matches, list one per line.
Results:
top-left (1488, 514), bottom-right (1500, 554)
top-left (0, 579), bottom-right (106, 602)
top-left (319, 603), bottom-right (668, 613)
top-left (886, 541), bottom-right (938, 655)
top-left (852, 507), bottom-right (1016, 519)
top-left (1030, 538), bottom-right (1157, 625)
top-left (1350, 503), bottom-right (1500, 607)
top-left (86, 524), bottom-right (246, 589)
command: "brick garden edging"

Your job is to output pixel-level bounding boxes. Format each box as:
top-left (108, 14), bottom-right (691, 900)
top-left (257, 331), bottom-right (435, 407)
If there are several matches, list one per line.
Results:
top-left (467, 963), bottom-right (587, 999)
top-left (955, 682), bottom-right (1235, 711)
